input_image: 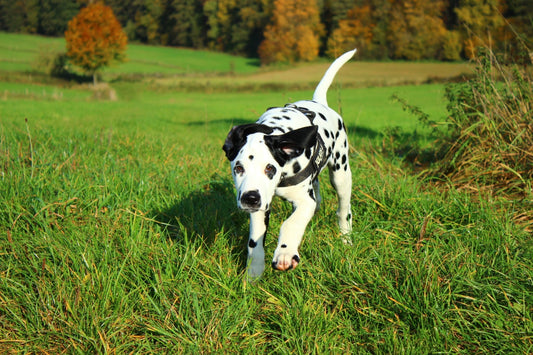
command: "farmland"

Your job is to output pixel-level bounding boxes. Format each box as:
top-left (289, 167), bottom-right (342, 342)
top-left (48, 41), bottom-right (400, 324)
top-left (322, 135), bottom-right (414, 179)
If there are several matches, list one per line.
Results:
top-left (0, 32), bottom-right (531, 353)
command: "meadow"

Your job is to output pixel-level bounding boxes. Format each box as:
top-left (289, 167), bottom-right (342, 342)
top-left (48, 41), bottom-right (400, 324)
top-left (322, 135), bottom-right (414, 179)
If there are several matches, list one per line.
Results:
top-left (0, 32), bottom-right (531, 353)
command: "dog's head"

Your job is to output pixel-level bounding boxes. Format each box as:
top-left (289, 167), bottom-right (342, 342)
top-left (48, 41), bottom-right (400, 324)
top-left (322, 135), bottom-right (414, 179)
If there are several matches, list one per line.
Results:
top-left (223, 123), bottom-right (317, 212)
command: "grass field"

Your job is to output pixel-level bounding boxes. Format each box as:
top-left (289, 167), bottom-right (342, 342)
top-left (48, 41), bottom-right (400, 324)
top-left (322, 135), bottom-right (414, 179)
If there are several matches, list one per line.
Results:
top-left (1, 32), bottom-right (531, 353)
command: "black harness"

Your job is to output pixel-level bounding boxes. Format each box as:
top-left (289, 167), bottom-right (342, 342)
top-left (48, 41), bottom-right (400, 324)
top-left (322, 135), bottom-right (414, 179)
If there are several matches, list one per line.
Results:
top-left (278, 104), bottom-right (328, 188)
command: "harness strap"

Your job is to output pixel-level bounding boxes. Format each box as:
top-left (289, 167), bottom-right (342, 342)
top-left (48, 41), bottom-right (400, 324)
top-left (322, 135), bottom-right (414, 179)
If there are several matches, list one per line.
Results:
top-left (278, 134), bottom-right (327, 187)
top-left (278, 104), bottom-right (327, 188)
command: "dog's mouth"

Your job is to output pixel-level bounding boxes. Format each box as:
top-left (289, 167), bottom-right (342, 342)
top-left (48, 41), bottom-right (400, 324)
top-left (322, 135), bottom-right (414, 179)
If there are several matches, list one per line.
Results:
top-left (240, 206), bottom-right (261, 213)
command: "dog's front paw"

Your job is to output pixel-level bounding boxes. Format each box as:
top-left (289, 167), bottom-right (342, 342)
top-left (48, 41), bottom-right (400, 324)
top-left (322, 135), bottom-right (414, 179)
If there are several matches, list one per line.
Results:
top-left (272, 251), bottom-right (300, 271)
top-left (247, 258), bottom-right (265, 280)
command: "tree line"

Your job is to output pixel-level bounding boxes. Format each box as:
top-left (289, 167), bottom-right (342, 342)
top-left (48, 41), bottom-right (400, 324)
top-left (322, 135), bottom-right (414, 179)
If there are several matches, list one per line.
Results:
top-left (1, 0), bottom-right (531, 64)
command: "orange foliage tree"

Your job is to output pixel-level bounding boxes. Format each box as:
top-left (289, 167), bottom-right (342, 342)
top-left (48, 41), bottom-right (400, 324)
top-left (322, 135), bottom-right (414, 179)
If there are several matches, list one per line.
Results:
top-left (258, 0), bottom-right (323, 65)
top-left (387, 0), bottom-right (447, 60)
top-left (326, 5), bottom-right (374, 58)
top-left (65, 2), bottom-right (127, 84)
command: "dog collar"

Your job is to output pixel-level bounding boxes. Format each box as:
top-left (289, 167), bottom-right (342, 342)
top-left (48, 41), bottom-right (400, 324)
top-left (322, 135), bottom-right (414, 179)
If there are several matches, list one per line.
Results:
top-left (278, 134), bottom-right (327, 187)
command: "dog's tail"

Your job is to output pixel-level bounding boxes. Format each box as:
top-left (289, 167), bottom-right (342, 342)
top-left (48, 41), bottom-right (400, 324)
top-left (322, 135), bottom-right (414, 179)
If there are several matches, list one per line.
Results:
top-left (312, 49), bottom-right (357, 107)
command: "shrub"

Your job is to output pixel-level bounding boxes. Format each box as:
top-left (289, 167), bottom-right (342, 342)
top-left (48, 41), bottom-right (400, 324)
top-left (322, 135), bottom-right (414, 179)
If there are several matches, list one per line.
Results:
top-left (435, 48), bottom-right (532, 197)
top-left (389, 48), bottom-right (532, 199)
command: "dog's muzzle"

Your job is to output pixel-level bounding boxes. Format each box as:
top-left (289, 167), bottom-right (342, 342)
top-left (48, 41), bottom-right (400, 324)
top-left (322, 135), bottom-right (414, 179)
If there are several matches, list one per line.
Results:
top-left (240, 190), bottom-right (261, 211)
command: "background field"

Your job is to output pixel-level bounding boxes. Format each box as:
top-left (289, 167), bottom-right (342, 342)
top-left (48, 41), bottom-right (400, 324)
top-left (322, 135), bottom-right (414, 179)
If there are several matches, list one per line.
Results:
top-left (0, 33), bottom-right (531, 353)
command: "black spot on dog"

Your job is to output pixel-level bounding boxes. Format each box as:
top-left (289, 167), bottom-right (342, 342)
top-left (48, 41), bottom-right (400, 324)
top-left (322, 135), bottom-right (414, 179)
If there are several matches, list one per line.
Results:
top-left (319, 113), bottom-right (327, 121)
top-left (324, 130), bottom-right (330, 138)
top-left (249, 155), bottom-right (254, 160)
top-left (283, 116), bottom-right (291, 120)
top-left (336, 131), bottom-right (340, 138)
top-left (293, 162), bottom-right (301, 174)
top-left (335, 151), bottom-right (340, 159)
top-left (272, 116), bottom-right (282, 120)
top-left (335, 163), bottom-right (340, 171)
top-left (338, 119), bottom-right (343, 131)
top-left (292, 255), bottom-right (300, 263)
top-left (308, 188), bottom-right (315, 201)
top-left (344, 164), bottom-right (348, 171)
top-left (274, 127), bottom-right (286, 134)
top-left (249, 239), bottom-right (257, 248)
top-left (346, 213), bottom-right (352, 222)
top-left (281, 244), bottom-right (287, 248)
top-left (265, 210), bottom-right (270, 226)
top-left (344, 139), bottom-right (347, 147)
top-left (342, 154), bottom-right (346, 164)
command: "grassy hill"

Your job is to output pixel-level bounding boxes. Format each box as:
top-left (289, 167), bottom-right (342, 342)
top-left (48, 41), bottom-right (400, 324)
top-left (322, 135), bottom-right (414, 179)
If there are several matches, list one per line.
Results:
top-left (0, 31), bottom-right (472, 89)
top-left (0, 32), bottom-right (260, 76)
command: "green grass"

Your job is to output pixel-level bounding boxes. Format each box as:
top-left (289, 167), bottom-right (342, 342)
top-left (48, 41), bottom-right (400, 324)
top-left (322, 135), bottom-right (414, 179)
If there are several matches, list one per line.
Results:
top-left (0, 33), bottom-right (531, 353)
top-left (1, 81), bottom-right (531, 353)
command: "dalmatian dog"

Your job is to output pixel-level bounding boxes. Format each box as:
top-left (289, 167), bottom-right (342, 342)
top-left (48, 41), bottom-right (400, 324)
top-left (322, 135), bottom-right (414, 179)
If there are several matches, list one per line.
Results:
top-left (223, 49), bottom-right (356, 279)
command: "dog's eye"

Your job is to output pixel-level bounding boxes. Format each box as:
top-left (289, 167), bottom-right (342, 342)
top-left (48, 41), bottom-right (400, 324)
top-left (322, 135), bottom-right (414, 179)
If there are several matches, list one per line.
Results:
top-left (234, 165), bottom-right (244, 175)
top-left (265, 164), bottom-right (277, 179)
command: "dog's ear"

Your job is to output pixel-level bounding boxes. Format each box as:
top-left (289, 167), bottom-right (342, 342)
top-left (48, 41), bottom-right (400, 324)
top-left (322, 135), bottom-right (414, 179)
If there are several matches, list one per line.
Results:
top-left (222, 123), bottom-right (274, 161)
top-left (264, 126), bottom-right (318, 166)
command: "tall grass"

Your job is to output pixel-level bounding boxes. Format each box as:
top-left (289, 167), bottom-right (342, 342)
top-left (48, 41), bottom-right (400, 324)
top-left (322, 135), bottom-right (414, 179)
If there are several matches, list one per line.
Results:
top-left (387, 47), bottom-right (532, 234)
top-left (438, 48), bottom-right (533, 197)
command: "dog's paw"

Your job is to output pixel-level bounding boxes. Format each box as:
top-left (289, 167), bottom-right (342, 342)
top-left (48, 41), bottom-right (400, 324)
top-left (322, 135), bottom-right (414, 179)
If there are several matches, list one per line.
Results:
top-left (272, 252), bottom-right (300, 271)
top-left (247, 259), bottom-right (265, 280)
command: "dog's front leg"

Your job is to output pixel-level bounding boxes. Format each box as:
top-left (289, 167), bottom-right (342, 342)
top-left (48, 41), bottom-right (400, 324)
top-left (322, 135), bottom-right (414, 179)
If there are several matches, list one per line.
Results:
top-left (272, 191), bottom-right (316, 271)
top-left (247, 210), bottom-right (270, 279)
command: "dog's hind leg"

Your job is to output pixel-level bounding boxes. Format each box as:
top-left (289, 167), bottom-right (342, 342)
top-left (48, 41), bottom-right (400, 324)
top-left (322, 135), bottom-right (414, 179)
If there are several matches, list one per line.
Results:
top-left (329, 162), bottom-right (352, 237)
top-left (247, 210), bottom-right (270, 279)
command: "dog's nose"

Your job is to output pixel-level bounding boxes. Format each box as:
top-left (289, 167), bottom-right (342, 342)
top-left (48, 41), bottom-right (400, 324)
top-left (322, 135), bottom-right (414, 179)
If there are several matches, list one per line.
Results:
top-left (240, 190), bottom-right (261, 209)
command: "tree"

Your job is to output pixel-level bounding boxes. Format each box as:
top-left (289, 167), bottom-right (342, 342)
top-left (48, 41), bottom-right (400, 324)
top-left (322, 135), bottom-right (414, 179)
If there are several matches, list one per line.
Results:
top-left (203, 0), bottom-right (271, 55)
top-left (387, 0), bottom-right (448, 60)
top-left (65, 2), bottom-right (128, 84)
top-left (326, 4), bottom-right (374, 58)
top-left (161, 0), bottom-right (206, 47)
top-left (455, 0), bottom-right (505, 58)
top-left (0, 0), bottom-right (40, 33)
top-left (38, 0), bottom-right (80, 36)
top-left (258, 0), bottom-right (323, 64)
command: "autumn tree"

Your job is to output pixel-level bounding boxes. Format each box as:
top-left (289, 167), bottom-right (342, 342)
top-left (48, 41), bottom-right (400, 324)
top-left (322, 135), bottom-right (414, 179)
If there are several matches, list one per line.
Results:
top-left (455, 0), bottom-right (504, 58)
top-left (65, 2), bottom-right (127, 84)
top-left (258, 0), bottom-right (323, 64)
top-left (232, 0), bottom-right (272, 56)
top-left (387, 0), bottom-right (448, 60)
top-left (327, 4), bottom-right (374, 58)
